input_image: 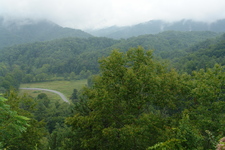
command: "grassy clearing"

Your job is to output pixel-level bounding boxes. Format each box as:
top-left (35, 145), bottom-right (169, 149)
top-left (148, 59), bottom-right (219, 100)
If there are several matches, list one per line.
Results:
top-left (19, 79), bottom-right (87, 102)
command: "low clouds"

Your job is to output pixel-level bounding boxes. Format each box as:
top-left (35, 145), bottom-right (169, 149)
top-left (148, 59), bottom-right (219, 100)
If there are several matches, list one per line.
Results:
top-left (0, 0), bottom-right (225, 29)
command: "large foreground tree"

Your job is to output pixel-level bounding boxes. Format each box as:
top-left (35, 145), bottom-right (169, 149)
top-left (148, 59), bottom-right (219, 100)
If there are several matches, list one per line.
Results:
top-left (66, 47), bottom-right (189, 149)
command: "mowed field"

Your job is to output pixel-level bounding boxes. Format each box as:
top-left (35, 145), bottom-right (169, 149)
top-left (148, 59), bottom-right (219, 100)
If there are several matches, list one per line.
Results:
top-left (19, 79), bottom-right (87, 102)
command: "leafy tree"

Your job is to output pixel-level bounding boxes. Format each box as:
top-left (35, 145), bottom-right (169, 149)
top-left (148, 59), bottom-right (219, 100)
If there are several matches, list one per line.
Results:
top-left (35, 73), bottom-right (48, 82)
top-left (66, 47), bottom-right (187, 149)
top-left (69, 71), bottom-right (76, 80)
top-left (37, 93), bottom-right (50, 108)
top-left (22, 74), bottom-right (34, 83)
top-left (3, 90), bottom-right (47, 150)
top-left (185, 64), bottom-right (225, 149)
top-left (48, 123), bottom-right (78, 150)
top-left (0, 94), bottom-right (29, 149)
top-left (174, 112), bottom-right (203, 150)
top-left (149, 64), bottom-right (225, 149)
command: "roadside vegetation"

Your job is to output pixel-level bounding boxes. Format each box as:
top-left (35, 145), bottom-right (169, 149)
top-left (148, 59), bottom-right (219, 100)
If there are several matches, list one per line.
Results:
top-left (19, 79), bottom-right (87, 102)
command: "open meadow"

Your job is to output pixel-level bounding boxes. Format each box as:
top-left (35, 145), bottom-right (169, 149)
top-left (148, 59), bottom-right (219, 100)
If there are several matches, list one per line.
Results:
top-left (19, 79), bottom-right (87, 102)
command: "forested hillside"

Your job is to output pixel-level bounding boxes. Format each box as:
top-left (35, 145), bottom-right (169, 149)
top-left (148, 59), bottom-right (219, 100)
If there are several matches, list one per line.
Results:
top-left (1, 29), bottom-right (225, 149)
top-left (171, 34), bottom-right (225, 73)
top-left (0, 31), bottom-right (219, 92)
top-left (0, 18), bottom-right (92, 49)
top-left (0, 37), bottom-right (118, 73)
top-left (110, 31), bottom-right (219, 55)
top-left (2, 47), bottom-right (225, 149)
top-left (0, 37), bottom-right (118, 92)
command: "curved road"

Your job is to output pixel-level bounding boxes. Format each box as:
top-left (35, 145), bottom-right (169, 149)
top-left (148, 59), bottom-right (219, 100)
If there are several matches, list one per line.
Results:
top-left (20, 88), bottom-right (69, 103)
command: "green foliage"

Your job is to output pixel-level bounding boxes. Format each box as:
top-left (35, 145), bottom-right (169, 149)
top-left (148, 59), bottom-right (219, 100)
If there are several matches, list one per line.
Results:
top-left (155, 64), bottom-right (225, 150)
top-left (175, 113), bottom-right (203, 149)
top-left (2, 90), bottom-right (47, 150)
top-left (172, 33), bottom-right (225, 73)
top-left (0, 37), bottom-right (118, 82)
top-left (48, 123), bottom-right (79, 150)
top-left (66, 47), bottom-right (188, 149)
top-left (70, 88), bottom-right (78, 104)
top-left (0, 94), bottom-right (30, 149)
top-left (69, 71), bottom-right (76, 80)
top-left (32, 92), bottom-right (73, 136)
top-left (186, 65), bottom-right (225, 149)
top-left (147, 139), bottom-right (183, 150)
top-left (0, 31), bottom-right (220, 86)
top-left (31, 93), bottom-right (75, 149)
top-left (1, 29), bottom-right (225, 149)
top-left (65, 46), bottom-right (225, 149)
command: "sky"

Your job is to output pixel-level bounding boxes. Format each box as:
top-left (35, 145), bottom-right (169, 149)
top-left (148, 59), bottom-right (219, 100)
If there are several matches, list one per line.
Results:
top-left (0, 0), bottom-right (225, 30)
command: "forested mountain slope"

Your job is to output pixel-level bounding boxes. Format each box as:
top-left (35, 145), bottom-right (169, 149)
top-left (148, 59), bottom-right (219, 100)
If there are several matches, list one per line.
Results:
top-left (0, 37), bottom-right (118, 75)
top-left (3, 47), bottom-right (225, 149)
top-left (110, 31), bottom-right (219, 55)
top-left (0, 18), bottom-right (92, 49)
top-left (171, 34), bottom-right (225, 73)
top-left (0, 31), bottom-right (219, 78)
top-left (2, 31), bottom-right (225, 149)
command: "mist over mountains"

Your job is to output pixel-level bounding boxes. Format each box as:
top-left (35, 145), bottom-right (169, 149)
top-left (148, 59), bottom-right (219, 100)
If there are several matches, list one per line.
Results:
top-left (0, 17), bottom-right (92, 49)
top-left (1, 17), bottom-right (225, 49)
top-left (87, 19), bottom-right (225, 39)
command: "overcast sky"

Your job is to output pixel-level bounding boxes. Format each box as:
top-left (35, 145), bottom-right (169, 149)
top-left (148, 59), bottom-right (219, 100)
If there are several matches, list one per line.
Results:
top-left (0, 0), bottom-right (225, 29)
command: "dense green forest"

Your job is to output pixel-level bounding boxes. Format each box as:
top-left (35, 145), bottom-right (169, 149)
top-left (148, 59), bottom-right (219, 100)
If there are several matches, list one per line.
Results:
top-left (0, 31), bottom-right (219, 92)
top-left (172, 34), bottom-right (225, 73)
top-left (1, 29), bottom-right (225, 149)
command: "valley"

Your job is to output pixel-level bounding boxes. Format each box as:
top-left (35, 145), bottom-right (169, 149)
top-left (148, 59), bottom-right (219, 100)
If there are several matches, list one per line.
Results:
top-left (19, 79), bottom-right (87, 103)
top-left (1, 18), bottom-right (225, 149)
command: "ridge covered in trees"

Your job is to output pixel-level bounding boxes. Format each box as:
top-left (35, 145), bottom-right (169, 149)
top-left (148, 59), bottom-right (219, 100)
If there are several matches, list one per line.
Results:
top-left (0, 31), bottom-right (220, 92)
top-left (0, 18), bottom-right (92, 49)
top-left (1, 29), bottom-right (225, 149)
top-left (1, 47), bottom-right (225, 149)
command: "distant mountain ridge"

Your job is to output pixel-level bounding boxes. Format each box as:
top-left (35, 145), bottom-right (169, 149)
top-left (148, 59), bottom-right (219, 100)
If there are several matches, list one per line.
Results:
top-left (0, 18), bottom-right (92, 49)
top-left (87, 19), bottom-right (225, 39)
top-left (0, 30), bottom-right (219, 76)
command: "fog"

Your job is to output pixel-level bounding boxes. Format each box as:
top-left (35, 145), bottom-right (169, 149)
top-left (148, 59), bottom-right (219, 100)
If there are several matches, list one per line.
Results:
top-left (1, 0), bottom-right (225, 29)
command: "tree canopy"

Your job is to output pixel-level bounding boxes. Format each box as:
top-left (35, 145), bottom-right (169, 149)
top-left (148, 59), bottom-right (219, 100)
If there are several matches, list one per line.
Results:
top-left (65, 47), bottom-right (225, 149)
top-left (0, 94), bottom-right (29, 149)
